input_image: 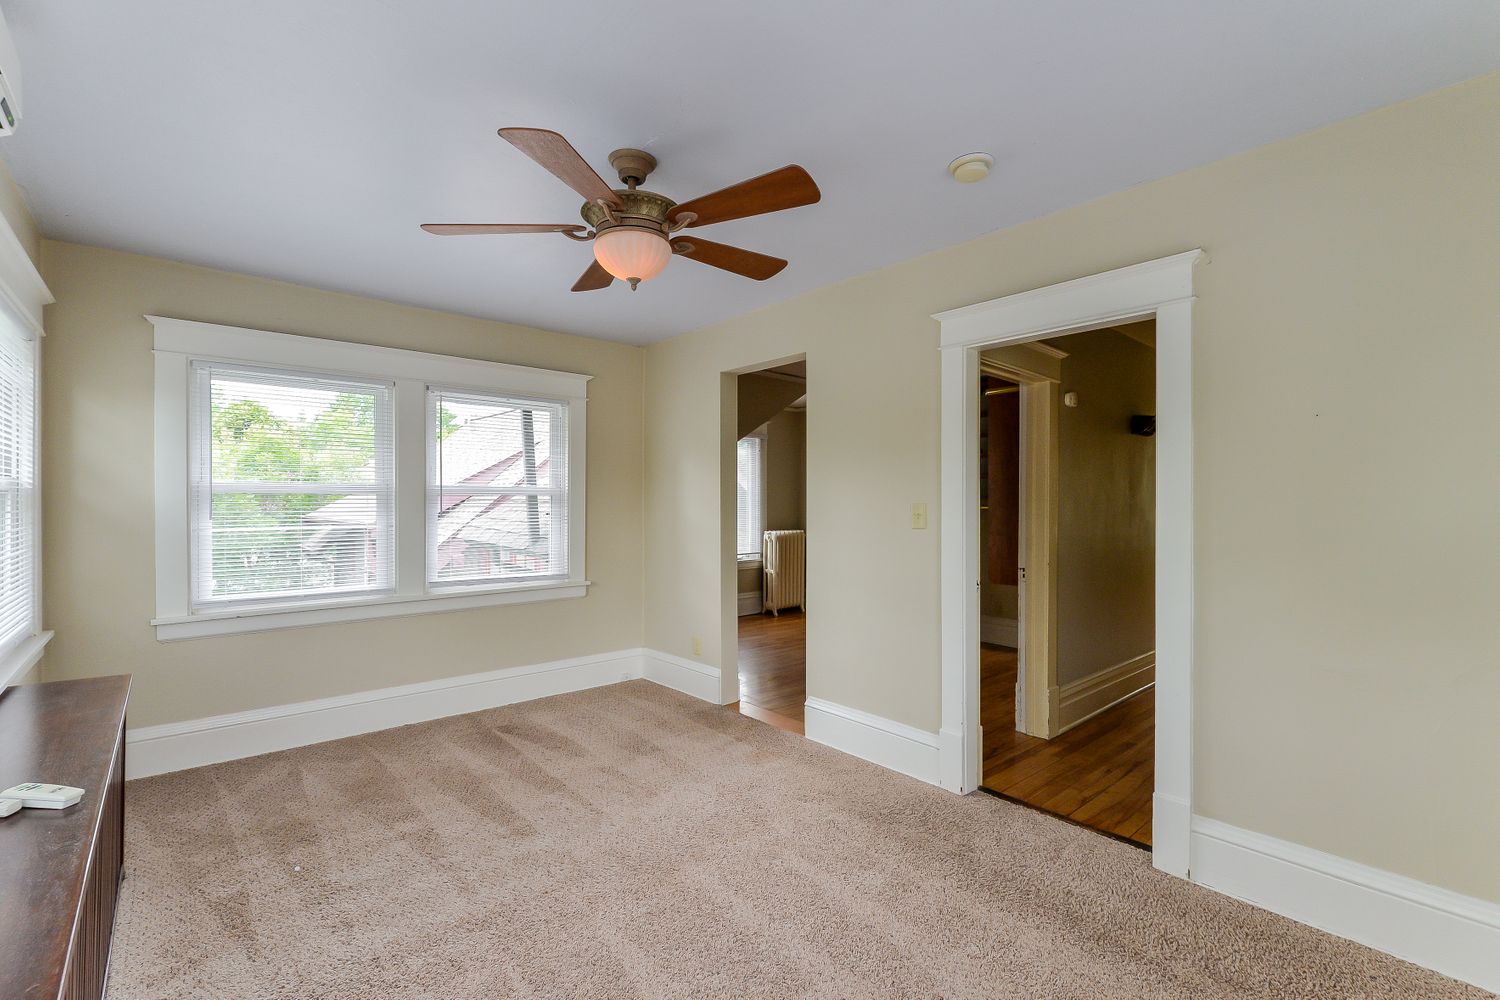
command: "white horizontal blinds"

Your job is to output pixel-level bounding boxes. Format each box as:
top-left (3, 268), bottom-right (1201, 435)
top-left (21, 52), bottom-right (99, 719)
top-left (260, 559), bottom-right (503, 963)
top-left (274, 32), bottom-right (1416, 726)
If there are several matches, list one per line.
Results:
top-left (428, 388), bottom-right (568, 587)
top-left (189, 363), bottom-right (395, 607)
top-left (0, 307), bottom-right (35, 654)
top-left (736, 436), bottom-right (763, 558)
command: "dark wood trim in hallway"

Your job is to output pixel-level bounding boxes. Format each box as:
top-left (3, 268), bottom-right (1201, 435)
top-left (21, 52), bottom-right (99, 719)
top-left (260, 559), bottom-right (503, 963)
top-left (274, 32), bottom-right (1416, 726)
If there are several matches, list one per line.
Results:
top-left (981, 644), bottom-right (1154, 846)
top-left (731, 610), bottom-right (806, 735)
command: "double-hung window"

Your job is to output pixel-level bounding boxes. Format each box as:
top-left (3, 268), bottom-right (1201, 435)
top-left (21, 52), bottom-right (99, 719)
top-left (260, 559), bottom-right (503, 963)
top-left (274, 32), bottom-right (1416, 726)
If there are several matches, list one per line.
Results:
top-left (152, 317), bottom-right (589, 639)
top-left (736, 432), bottom-right (765, 562)
top-left (189, 363), bottom-right (395, 608)
top-left (427, 389), bottom-right (569, 587)
top-left (0, 303), bottom-right (39, 672)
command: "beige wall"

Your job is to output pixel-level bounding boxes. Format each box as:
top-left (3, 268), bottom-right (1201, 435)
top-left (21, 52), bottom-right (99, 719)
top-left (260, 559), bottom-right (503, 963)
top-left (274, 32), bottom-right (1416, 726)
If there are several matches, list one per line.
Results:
top-left (39, 241), bottom-right (645, 728)
top-left (1051, 328), bottom-right (1155, 687)
top-left (644, 73), bottom-right (1500, 902)
top-left (764, 408), bottom-right (806, 533)
top-left (735, 561), bottom-right (761, 600)
top-left (978, 555), bottom-right (1017, 622)
top-left (737, 372), bottom-right (805, 438)
top-left (0, 158), bottom-right (40, 269)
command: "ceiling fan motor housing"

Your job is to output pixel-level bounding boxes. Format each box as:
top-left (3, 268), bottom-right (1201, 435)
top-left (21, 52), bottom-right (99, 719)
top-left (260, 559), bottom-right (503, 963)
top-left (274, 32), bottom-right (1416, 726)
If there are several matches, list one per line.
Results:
top-left (581, 189), bottom-right (677, 237)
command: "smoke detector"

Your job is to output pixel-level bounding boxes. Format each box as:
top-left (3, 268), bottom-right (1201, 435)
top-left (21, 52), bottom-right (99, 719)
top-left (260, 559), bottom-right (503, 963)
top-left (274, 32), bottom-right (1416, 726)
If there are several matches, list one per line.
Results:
top-left (948, 152), bottom-right (993, 184)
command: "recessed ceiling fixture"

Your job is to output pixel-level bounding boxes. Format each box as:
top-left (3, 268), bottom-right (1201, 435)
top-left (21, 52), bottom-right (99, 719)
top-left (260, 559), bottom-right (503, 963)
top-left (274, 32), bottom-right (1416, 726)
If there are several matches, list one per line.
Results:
top-left (948, 152), bottom-right (994, 184)
top-left (422, 129), bottom-right (821, 292)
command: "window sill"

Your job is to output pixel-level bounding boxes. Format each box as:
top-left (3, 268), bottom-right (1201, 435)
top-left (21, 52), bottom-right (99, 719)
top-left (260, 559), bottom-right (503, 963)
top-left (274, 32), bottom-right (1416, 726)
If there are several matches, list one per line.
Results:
top-left (151, 581), bottom-right (591, 641)
top-left (0, 630), bottom-right (54, 689)
top-left (737, 557), bottom-right (763, 568)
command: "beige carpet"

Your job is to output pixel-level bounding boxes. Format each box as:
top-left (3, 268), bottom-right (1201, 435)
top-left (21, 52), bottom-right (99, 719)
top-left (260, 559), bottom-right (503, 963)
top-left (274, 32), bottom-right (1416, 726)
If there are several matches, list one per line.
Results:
top-left (108, 680), bottom-right (1487, 999)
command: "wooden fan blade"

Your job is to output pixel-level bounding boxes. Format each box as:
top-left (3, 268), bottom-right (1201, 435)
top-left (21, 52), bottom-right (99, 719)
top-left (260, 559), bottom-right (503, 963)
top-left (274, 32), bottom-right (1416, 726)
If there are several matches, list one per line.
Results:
top-left (671, 237), bottom-right (787, 280)
top-left (669, 165), bottom-right (820, 228)
top-left (571, 259), bottom-right (614, 291)
top-left (499, 128), bottom-right (621, 208)
top-left (420, 223), bottom-right (585, 236)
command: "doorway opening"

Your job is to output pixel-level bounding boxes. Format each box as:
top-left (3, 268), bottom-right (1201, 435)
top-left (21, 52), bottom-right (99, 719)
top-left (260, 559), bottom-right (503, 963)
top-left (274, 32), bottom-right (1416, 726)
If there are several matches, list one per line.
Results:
top-left (730, 360), bottom-right (806, 734)
top-left (977, 322), bottom-right (1157, 846)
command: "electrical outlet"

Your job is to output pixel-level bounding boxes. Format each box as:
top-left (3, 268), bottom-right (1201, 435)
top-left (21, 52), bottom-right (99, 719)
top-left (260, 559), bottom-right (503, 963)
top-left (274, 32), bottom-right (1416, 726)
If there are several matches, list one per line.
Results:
top-left (911, 502), bottom-right (928, 530)
top-left (691, 635), bottom-right (702, 657)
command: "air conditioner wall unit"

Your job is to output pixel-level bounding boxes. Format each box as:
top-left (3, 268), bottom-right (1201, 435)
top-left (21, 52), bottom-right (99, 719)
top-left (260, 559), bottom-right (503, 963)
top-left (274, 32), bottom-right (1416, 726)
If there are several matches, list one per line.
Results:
top-left (0, 6), bottom-right (23, 135)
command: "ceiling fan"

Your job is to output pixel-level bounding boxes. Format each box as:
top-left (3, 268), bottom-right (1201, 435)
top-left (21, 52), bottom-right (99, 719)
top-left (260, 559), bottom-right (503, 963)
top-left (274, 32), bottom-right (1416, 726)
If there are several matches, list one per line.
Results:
top-left (421, 128), bottom-right (821, 292)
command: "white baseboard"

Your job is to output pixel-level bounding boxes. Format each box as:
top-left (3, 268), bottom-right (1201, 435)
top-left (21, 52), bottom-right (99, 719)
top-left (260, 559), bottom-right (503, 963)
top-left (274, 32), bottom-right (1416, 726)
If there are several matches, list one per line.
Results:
top-left (804, 697), bottom-right (941, 786)
top-left (1057, 650), bottom-right (1154, 733)
top-left (640, 648), bottom-right (723, 703)
top-left (1190, 817), bottom-right (1500, 993)
top-left (737, 591), bottom-right (762, 616)
top-left (127, 648), bottom-right (725, 779)
top-left (980, 615), bottom-right (1017, 647)
top-left (127, 649), bottom-right (642, 779)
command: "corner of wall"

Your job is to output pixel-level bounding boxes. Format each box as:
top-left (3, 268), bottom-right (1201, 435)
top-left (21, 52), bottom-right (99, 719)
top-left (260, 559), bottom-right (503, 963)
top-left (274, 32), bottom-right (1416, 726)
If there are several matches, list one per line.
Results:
top-left (0, 157), bottom-right (41, 271)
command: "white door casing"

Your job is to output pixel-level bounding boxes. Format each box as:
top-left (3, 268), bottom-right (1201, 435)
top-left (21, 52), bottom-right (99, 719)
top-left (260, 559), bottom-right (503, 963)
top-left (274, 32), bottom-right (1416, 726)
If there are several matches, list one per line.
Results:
top-left (934, 249), bottom-right (1202, 878)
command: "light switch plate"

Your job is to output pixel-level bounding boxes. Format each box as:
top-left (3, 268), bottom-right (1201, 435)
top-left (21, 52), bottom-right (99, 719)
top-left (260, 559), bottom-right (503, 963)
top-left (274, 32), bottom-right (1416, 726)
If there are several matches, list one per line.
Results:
top-left (911, 503), bottom-right (928, 530)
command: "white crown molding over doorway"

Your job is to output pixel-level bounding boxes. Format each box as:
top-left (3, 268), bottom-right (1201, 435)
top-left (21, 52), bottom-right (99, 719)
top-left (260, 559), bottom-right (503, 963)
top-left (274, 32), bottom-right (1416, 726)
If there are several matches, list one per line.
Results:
top-left (933, 249), bottom-right (1202, 879)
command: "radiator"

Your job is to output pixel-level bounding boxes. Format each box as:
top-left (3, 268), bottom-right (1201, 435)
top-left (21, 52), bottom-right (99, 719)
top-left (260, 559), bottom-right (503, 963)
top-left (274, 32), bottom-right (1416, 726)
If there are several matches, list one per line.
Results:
top-left (762, 529), bottom-right (806, 615)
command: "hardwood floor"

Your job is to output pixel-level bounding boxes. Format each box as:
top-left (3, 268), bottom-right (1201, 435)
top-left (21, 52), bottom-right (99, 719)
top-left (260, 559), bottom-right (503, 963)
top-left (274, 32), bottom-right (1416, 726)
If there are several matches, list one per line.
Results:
top-left (732, 611), bottom-right (806, 735)
top-left (981, 644), bottom-right (1154, 846)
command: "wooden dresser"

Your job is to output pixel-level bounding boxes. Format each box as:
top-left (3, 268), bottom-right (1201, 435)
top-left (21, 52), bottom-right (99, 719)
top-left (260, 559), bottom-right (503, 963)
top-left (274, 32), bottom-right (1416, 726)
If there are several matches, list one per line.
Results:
top-left (0, 675), bottom-right (130, 1000)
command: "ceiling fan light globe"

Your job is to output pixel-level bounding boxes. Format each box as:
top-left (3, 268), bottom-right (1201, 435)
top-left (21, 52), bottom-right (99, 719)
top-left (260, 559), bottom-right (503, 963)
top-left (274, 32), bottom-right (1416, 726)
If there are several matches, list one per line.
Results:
top-left (593, 229), bottom-right (671, 286)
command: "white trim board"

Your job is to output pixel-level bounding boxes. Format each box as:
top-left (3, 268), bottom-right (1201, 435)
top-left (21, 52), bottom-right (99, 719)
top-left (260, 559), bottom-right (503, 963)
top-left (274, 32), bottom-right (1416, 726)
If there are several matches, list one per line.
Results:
top-left (148, 316), bottom-right (591, 400)
top-left (0, 213), bottom-right (52, 338)
top-left (804, 697), bottom-right (941, 786)
top-left (641, 648), bottom-right (724, 704)
top-left (0, 630), bottom-right (52, 691)
top-left (126, 648), bottom-right (723, 779)
top-left (151, 582), bottom-right (591, 640)
top-left (1056, 651), bottom-right (1154, 733)
top-left (1190, 818), bottom-right (1500, 994)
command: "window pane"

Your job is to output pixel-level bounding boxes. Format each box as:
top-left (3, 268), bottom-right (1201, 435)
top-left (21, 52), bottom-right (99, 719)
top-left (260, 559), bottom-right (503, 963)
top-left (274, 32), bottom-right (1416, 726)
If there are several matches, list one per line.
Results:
top-left (210, 374), bottom-right (381, 484)
top-left (0, 314), bottom-right (33, 652)
top-left (428, 390), bottom-right (568, 586)
top-left (431, 493), bottom-right (556, 583)
top-left (737, 436), bottom-right (763, 558)
top-left (193, 365), bottom-right (394, 606)
top-left (433, 396), bottom-right (558, 489)
top-left (206, 492), bottom-right (383, 598)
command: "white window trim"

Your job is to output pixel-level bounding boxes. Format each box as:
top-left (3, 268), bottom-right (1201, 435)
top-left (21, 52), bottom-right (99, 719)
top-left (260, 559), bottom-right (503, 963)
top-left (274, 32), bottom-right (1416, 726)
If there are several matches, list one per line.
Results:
top-left (150, 316), bottom-right (590, 641)
top-left (0, 208), bottom-right (53, 688)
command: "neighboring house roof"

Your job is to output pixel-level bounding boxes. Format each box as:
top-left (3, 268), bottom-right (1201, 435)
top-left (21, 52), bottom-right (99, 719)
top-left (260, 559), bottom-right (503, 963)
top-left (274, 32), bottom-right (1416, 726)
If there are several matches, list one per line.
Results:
top-left (303, 413), bottom-right (558, 569)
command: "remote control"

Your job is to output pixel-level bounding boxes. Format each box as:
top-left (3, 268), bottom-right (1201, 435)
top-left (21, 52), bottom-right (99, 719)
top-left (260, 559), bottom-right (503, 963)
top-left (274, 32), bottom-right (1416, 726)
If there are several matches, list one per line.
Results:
top-left (0, 783), bottom-right (84, 809)
top-left (0, 798), bottom-right (19, 818)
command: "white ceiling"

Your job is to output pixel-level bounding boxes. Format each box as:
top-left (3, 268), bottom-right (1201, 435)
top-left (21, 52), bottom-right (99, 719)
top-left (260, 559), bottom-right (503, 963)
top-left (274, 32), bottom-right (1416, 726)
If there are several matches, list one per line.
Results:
top-left (3, 1), bottom-right (1497, 345)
